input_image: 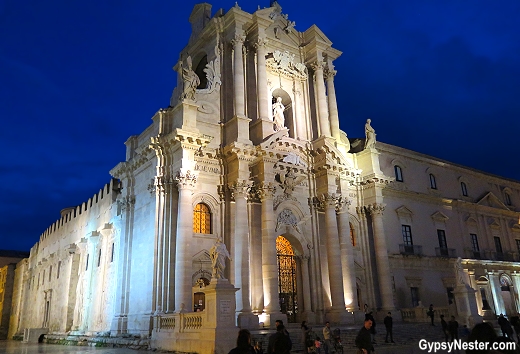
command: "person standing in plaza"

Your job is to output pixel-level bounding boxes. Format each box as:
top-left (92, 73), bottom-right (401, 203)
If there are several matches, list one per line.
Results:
top-left (355, 319), bottom-right (375, 354)
top-left (322, 321), bottom-right (332, 354)
top-left (448, 316), bottom-right (459, 341)
top-left (440, 315), bottom-right (449, 341)
top-left (428, 304), bottom-right (435, 326)
top-left (384, 312), bottom-right (394, 343)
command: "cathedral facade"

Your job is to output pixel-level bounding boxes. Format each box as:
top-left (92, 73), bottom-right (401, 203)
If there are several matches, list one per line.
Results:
top-left (7, 2), bottom-right (520, 352)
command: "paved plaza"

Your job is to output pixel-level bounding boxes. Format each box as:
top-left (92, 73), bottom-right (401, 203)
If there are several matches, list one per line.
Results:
top-left (0, 340), bottom-right (454, 354)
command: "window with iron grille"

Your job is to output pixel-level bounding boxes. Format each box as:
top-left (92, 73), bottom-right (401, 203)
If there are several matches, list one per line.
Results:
top-left (402, 225), bottom-right (413, 245)
top-left (193, 203), bottom-right (212, 234)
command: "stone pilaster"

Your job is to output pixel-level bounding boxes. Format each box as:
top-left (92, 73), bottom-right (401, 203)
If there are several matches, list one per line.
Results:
top-left (298, 254), bottom-right (313, 317)
top-left (312, 61), bottom-right (331, 137)
top-left (251, 38), bottom-right (274, 144)
top-left (174, 170), bottom-right (197, 313)
top-left (325, 69), bottom-right (340, 141)
top-left (293, 80), bottom-right (307, 140)
top-left (366, 203), bottom-right (395, 311)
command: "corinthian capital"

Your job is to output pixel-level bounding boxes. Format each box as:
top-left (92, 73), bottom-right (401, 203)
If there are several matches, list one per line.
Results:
top-left (335, 195), bottom-right (351, 213)
top-left (325, 69), bottom-right (337, 80)
top-left (175, 170), bottom-right (197, 190)
top-left (311, 61), bottom-right (324, 72)
top-left (228, 180), bottom-right (252, 200)
top-left (231, 33), bottom-right (246, 47)
top-left (253, 37), bottom-right (268, 50)
top-left (365, 203), bottom-right (386, 216)
top-left (318, 193), bottom-right (338, 209)
top-left (257, 182), bottom-right (277, 200)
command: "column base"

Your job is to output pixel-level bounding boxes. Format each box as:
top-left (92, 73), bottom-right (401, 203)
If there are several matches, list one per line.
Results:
top-left (110, 315), bottom-right (128, 336)
top-left (259, 312), bottom-right (288, 329)
top-left (237, 312), bottom-right (259, 329)
top-left (224, 115), bottom-right (252, 146)
top-left (324, 308), bottom-right (355, 325)
top-left (250, 118), bottom-right (274, 145)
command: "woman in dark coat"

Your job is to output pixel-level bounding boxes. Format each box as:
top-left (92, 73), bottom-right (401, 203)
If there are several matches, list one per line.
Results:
top-left (229, 329), bottom-right (255, 354)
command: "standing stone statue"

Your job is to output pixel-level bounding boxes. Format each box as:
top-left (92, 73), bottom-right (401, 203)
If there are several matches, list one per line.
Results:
top-left (364, 118), bottom-right (376, 149)
top-left (272, 96), bottom-right (286, 131)
top-left (210, 237), bottom-right (231, 280)
top-left (455, 257), bottom-right (467, 286)
top-left (180, 56), bottom-right (200, 101)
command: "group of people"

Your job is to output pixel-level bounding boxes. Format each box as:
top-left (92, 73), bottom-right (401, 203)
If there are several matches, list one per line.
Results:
top-left (228, 320), bottom-right (291, 354)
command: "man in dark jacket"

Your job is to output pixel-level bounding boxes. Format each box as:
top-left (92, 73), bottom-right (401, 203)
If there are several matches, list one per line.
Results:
top-left (365, 312), bottom-right (376, 343)
top-left (440, 315), bottom-right (449, 341)
top-left (355, 319), bottom-right (374, 354)
top-left (384, 312), bottom-right (394, 343)
top-left (268, 321), bottom-right (292, 354)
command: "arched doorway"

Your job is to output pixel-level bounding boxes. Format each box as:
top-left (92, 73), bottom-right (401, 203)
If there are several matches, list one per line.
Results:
top-left (276, 235), bottom-right (297, 323)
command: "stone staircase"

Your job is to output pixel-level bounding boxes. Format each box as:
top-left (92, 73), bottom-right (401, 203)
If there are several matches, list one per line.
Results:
top-left (252, 322), bottom-right (449, 353)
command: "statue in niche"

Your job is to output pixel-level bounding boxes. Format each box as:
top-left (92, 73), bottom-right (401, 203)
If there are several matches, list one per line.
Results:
top-left (272, 96), bottom-right (286, 131)
top-left (180, 56), bottom-right (200, 101)
top-left (364, 118), bottom-right (376, 149)
top-left (209, 237), bottom-right (231, 280)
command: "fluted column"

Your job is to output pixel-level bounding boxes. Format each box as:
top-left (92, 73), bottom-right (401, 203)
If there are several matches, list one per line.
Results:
top-left (312, 61), bottom-right (331, 137)
top-left (337, 198), bottom-right (357, 310)
top-left (299, 255), bottom-right (313, 314)
top-left (174, 170), bottom-right (197, 312)
top-left (326, 69), bottom-right (341, 140)
top-left (233, 33), bottom-right (246, 118)
top-left (259, 182), bottom-right (279, 314)
top-left (320, 193), bottom-right (346, 311)
top-left (229, 180), bottom-right (256, 326)
top-left (367, 203), bottom-right (395, 310)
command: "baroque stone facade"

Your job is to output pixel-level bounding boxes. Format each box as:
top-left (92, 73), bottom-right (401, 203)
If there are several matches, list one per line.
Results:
top-left (7, 2), bottom-right (520, 353)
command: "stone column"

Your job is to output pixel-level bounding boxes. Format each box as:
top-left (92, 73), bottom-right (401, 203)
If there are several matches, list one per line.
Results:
top-left (337, 199), bottom-right (357, 310)
top-left (367, 203), bottom-right (395, 310)
top-left (320, 193), bottom-right (347, 314)
top-left (153, 174), bottom-right (167, 314)
top-left (299, 254), bottom-right (313, 315)
top-left (258, 182), bottom-right (281, 322)
top-left (312, 61), bottom-right (331, 137)
top-left (489, 272), bottom-right (505, 315)
top-left (233, 33), bottom-right (246, 118)
top-left (326, 69), bottom-right (341, 141)
top-left (174, 170), bottom-right (197, 312)
top-left (230, 180), bottom-right (257, 328)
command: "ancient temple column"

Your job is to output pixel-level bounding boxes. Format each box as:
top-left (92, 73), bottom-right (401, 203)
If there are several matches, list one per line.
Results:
top-left (230, 180), bottom-right (256, 327)
top-left (312, 61), bottom-right (331, 137)
top-left (368, 203), bottom-right (395, 310)
top-left (299, 255), bottom-right (313, 314)
top-left (321, 193), bottom-right (346, 312)
top-left (256, 38), bottom-right (269, 121)
top-left (174, 170), bottom-right (197, 312)
top-left (326, 69), bottom-right (341, 141)
top-left (233, 33), bottom-right (246, 118)
top-left (259, 182), bottom-right (279, 314)
top-left (337, 200), bottom-right (357, 310)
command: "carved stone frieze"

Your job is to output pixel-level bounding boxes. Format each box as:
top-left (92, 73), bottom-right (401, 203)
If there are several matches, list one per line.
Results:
top-left (266, 50), bottom-right (307, 80)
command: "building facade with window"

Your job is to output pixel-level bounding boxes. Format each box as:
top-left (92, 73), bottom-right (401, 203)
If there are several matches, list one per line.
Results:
top-left (7, 1), bottom-right (520, 349)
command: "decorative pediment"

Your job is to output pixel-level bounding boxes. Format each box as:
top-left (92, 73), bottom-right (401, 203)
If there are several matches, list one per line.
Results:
top-left (465, 216), bottom-right (478, 225)
top-left (431, 211), bottom-right (449, 222)
top-left (476, 192), bottom-right (510, 210)
top-left (488, 218), bottom-right (501, 229)
top-left (396, 206), bottom-right (413, 218)
top-left (511, 223), bottom-right (520, 233)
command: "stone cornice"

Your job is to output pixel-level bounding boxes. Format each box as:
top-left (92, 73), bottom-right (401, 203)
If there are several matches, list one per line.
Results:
top-left (359, 173), bottom-right (394, 189)
top-left (221, 142), bottom-right (256, 163)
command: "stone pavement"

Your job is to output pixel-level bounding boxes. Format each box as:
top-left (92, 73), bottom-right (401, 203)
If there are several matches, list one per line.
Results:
top-left (0, 341), bottom-right (152, 354)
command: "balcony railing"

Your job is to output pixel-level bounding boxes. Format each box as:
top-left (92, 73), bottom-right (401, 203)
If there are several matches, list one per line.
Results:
top-left (491, 251), bottom-right (517, 262)
top-left (435, 247), bottom-right (457, 258)
top-left (399, 244), bottom-right (422, 256)
top-left (464, 248), bottom-right (493, 260)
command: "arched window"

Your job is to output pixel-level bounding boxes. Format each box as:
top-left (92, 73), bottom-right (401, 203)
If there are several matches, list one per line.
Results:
top-left (193, 203), bottom-right (211, 234)
top-left (461, 182), bottom-right (468, 196)
top-left (350, 222), bottom-right (356, 247)
top-left (429, 174), bottom-right (437, 189)
top-left (505, 192), bottom-right (512, 206)
top-left (194, 56), bottom-right (208, 89)
top-left (394, 166), bottom-right (403, 182)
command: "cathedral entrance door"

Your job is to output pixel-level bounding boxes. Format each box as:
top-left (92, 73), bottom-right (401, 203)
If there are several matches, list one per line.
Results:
top-left (276, 236), bottom-right (297, 323)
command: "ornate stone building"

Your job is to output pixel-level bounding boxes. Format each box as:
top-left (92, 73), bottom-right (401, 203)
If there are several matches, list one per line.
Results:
top-left (7, 2), bottom-right (520, 352)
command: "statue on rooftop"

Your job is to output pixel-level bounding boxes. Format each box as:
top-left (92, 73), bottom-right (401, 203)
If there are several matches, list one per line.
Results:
top-left (364, 118), bottom-right (376, 150)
